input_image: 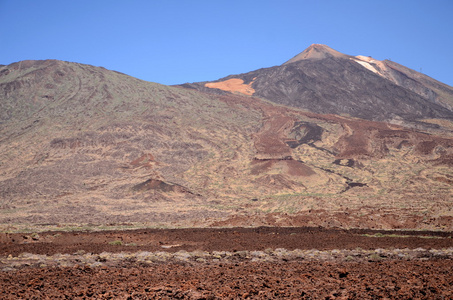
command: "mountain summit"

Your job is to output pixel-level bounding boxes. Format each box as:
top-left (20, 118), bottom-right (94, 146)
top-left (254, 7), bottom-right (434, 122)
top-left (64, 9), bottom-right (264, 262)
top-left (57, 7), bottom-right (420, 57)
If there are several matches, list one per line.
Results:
top-left (283, 44), bottom-right (348, 64)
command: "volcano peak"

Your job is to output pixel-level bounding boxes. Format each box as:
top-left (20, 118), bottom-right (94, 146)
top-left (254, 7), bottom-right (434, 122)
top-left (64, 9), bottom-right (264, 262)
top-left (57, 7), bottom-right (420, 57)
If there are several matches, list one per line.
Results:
top-left (283, 44), bottom-right (348, 64)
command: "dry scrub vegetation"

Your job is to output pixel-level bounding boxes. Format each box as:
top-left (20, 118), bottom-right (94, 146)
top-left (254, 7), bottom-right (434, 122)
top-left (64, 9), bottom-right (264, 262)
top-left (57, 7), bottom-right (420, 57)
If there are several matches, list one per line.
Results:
top-left (0, 60), bottom-right (453, 231)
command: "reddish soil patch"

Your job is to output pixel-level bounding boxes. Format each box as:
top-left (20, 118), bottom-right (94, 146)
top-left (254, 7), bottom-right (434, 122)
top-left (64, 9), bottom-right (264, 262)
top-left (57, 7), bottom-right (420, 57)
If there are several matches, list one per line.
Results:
top-left (1, 227), bottom-right (452, 256)
top-left (2, 261), bottom-right (453, 299)
top-left (254, 114), bottom-right (294, 160)
top-left (250, 110), bottom-right (316, 187)
top-left (130, 153), bottom-right (155, 169)
top-left (251, 160), bottom-right (315, 177)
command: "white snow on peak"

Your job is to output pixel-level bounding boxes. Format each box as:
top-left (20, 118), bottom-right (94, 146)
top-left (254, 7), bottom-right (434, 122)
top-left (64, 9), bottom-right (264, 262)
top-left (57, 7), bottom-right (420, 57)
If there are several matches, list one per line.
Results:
top-left (353, 59), bottom-right (380, 74)
top-left (351, 55), bottom-right (388, 77)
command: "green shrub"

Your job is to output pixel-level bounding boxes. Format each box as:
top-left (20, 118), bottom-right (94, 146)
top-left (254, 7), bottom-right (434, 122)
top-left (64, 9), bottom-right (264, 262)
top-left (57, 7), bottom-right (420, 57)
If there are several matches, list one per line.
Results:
top-left (108, 240), bottom-right (123, 246)
top-left (368, 253), bottom-right (383, 261)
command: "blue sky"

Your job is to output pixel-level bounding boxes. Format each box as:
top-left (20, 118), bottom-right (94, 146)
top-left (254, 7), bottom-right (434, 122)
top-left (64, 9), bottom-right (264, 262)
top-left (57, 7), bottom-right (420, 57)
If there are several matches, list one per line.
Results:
top-left (1, 0), bottom-right (452, 86)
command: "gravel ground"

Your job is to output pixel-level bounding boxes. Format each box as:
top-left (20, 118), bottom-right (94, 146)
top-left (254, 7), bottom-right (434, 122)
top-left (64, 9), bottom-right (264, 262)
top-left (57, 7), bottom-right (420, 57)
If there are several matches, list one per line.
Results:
top-left (1, 227), bottom-right (452, 299)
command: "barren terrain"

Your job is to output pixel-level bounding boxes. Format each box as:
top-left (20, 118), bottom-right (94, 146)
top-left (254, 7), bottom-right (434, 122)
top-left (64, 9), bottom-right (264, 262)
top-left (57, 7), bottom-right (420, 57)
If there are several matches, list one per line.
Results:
top-left (1, 47), bottom-right (453, 298)
top-left (1, 59), bottom-right (453, 231)
top-left (1, 227), bottom-right (453, 299)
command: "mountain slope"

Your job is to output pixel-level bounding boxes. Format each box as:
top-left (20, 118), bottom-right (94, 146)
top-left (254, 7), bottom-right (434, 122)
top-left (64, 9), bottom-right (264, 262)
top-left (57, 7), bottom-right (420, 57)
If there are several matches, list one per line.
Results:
top-left (0, 60), bottom-right (263, 224)
top-left (1, 57), bottom-right (453, 230)
top-left (188, 44), bottom-right (453, 128)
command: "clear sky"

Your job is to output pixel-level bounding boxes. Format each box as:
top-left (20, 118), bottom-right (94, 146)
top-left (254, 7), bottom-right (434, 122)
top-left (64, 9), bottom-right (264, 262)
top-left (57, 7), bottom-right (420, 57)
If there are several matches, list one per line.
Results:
top-left (1, 0), bottom-right (452, 86)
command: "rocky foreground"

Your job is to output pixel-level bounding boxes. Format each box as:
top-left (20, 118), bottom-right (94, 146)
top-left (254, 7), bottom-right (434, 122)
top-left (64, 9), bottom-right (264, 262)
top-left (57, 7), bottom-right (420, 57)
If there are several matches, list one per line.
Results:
top-left (1, 227), bottom-right (453, 298)
top-left (1, 260), bottom-right (453, 299)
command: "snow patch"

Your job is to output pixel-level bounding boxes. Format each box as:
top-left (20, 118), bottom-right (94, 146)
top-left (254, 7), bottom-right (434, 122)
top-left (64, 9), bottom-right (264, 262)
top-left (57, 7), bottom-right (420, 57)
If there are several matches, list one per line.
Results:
top-left (353, 59), bottom-right (379, 74)
top-left (352, 55), bottom-right (397, 84)
top-left (355, 55), bottom-right (379, 63)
